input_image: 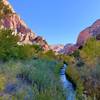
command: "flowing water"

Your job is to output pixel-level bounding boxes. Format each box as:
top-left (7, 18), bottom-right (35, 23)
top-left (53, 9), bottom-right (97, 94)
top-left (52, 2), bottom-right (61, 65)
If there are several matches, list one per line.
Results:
top-left (60, 64), bottom-right (75, 100)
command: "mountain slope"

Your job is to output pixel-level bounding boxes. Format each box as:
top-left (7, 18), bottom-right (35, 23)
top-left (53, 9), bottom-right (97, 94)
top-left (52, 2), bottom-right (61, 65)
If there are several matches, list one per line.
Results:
top-left (59, 19), bottom-right (100, 54)
top-left (0, 0), bottom-right (49, 50)
top-left (77, 19), bottom-right (100, 47)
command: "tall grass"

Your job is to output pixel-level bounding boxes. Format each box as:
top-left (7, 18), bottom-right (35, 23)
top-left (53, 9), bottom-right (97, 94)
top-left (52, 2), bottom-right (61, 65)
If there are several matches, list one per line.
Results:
top-left (0, 59), bottom-right (65, 100)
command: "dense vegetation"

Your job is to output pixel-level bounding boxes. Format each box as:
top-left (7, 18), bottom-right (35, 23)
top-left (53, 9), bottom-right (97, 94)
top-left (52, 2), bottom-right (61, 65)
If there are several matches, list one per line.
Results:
top-left (0, 29), bottom-right (43, 61)
top-left (0, 29), bottom-right (65, 100)
top-left (0, 59), bottom-right (65, 100)
top-left (65, 38), bottom-right (100, 100)
top-left (0, 28), bottom-right (100, 100)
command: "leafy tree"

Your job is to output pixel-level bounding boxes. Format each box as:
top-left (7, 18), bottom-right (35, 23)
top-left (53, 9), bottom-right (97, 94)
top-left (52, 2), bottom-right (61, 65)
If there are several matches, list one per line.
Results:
top-left (80, 38), bottom-right (100, 68)
top-left (0, 29), bottom-right (19, 60)
top-left (42, 50), bottom-right (56, 60)
top-left (0, 29), bottom-right (44, 60)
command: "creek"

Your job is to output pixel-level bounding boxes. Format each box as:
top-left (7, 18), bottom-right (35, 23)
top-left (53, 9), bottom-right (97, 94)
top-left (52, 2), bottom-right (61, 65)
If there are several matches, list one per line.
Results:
top-left (60, 64), bottom-right (76, 100)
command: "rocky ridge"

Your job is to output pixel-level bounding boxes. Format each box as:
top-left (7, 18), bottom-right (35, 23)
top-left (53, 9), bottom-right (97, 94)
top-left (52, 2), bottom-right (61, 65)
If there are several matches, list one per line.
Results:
top-left (49, 44), bottom-right (64, 54)
top-left (77, 19), bottom-right (100, 47)
top-left (59, 44), bottom-right (78, 54)
top-left (0, 0), bottom-right (100, 53)
top-left (58, 20), bottom-right (100, 54)
top-left (0, 0), bottom-right (49, 51)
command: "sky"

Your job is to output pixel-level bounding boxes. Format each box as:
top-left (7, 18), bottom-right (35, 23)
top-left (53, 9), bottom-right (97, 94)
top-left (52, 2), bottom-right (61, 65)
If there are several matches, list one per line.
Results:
top-left (9, 0), bottom-right (100, 45)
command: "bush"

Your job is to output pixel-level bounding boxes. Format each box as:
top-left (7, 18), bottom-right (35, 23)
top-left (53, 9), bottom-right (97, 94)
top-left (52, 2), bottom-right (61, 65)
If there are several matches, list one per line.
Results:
top-left (0, 59), bottom-right (65, 100)
top-left (80, 38), bottom-right (100, 67)
top-left (66, 65), bottom-right (84, 99)
top-left (76, 60), bottom-right (84, 67)
top-left (71, 50), bottom-right (80, 58)
top-left (0, 29), bottom-right (43, 61)
top-left (0, 29), bottom-right (19, 61)
top-left (74, 38), bottom-right (100, 99)
top-left (17, 45), bottom-right (35, 59)
top-left (0, 74), bottom-right (6, 91)
top-left (41, 50), bottom-right (57, 61)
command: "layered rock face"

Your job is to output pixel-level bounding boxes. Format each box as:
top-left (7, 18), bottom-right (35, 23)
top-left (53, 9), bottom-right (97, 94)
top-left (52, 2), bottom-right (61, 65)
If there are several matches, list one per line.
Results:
top-left (1, 14), bottom-right (36, 45)
top-left (49, 44), bottom-right (64, 54)
top-left (0, 0), bottom-right (49, 50)
top-left (59, 44), bottom-right (78, 54)
top-left (58, 20), bottom-right (100, 55)
top-left (33, 36), bottom-right (49, 51)
top-left (77, 19), bottom-right (100, 47)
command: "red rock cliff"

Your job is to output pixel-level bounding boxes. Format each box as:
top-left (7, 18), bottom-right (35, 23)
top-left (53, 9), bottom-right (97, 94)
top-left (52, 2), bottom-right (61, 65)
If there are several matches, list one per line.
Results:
top-left (0, 0), bottom-right (49, 50)
top-left (77, 19), bottom-right (100, 47)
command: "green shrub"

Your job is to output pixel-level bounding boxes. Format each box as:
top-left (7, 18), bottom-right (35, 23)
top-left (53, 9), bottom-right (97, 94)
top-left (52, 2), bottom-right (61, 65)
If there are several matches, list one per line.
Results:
top-left (54, 62), bottom-right (63, 76)
top-left (0, 74), bottom-right (6, 91)
top-left (66, 65), bottom-right (84, 99)
top-left (42, 50), bottom-right (56, 60)
top-left (80, 38), bottom-right (100, 67)
top-left (73, 38), bottom-right (100, 99)
top-left (76, 60), bottom-right (84, 67)
top-left (17, 45), bottom-right (35, 59)
top-left (71, 50), bottom-right (80, 58)
top-left (0, 59), bottom-right (65, 100)
top-left (0, 29), bottom-right (43, 60)
top-left (0, 29), bottom-right (19, 61)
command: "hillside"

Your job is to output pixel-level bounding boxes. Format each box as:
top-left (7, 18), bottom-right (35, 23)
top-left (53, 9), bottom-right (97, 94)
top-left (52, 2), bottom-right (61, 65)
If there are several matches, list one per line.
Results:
top-left (58, 19), bottom-right (100, 55)
top-left (0, 0), bottom-right (49, 51)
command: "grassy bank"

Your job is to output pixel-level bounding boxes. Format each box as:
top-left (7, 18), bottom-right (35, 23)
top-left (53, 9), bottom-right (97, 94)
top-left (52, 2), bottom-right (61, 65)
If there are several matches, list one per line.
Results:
top-left (0, 29), bottom-right (65, 100)
top-left (65, 38), bottom-right (100, 100)
top-left (0, 59), bottom-right (65, 100)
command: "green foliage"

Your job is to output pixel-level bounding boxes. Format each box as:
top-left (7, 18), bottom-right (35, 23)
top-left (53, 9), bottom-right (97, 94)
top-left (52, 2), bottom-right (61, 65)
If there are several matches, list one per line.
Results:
top-left (76, 60), bottom-right (84, 67)
top-left (17, 45), bottom-right (35, 59)
top-left (66, 65), bottom-right (84, 98)
top-left (0, 28), bottom-right (65, 100)
top-left (0, 29), bottom-right (19, 60)
top-left (1, 26), bottom-right (99, 99)
top-left (41, 50), bottom-right (57, 61)
top-left (32, 44), bottom-right (43, 52)
top-left (0, 29), bottom-right (43, 60)
top-left (54, 62), bottom-right (63, 76)
top-left (0, 59), bottom-right (65, 100)
top-left (19, 59), bottom-right (59, 88)
top-left (0, 29), bottom-right (18, 46)
top-left (80, 38), bottom-right (100, 67)
top-left (65, 38), bottom-right (100, 99)
top-left (71, 50), bottom-right (80, 58)
top-left (56, 54), bottom-right (75, 65)
top-left (0, 74), bottom-right (6, 91)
